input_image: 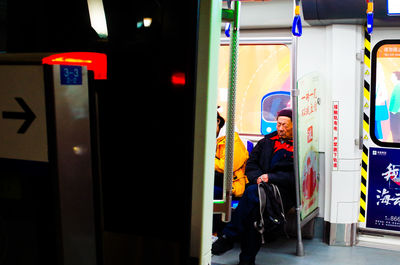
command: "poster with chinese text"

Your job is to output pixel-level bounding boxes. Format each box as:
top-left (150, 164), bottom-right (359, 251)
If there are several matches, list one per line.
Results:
top-left (297, 72), bottom-right (320, 219)
top-left (366, 147), bottom-right (400, 232)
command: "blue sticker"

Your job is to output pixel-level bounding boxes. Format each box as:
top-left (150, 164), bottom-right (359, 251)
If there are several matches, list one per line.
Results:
top-left (60, 65), bottom-right (82, 85)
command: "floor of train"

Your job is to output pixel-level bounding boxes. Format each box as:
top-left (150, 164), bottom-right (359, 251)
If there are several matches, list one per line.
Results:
top-left (211, 236), bottom-right (400, 265)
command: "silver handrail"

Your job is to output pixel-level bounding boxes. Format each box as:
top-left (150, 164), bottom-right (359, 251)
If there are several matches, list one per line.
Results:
top-left (213, 0), bottom-right (240, 223)
top-left (291, 30), bottom-right (305, 258)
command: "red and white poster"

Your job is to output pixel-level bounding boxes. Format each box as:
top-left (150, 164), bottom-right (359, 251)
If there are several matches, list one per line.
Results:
top-left (297, 72), bottom-right (320, 219)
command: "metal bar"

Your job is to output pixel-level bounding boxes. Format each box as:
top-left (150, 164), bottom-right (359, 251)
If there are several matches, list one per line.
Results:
top-left (213, 190), bottom-right (232, 219)
top-left (358, 227), bottom-right (400, 237)
top-left (358, 47), bottom-right (365, 150)
top-left (215, 0), bottom-right (240, 223)
top-left (291, 36), bottom-right (305, 257)
top-left (220, 37), bottom-right (293, 45)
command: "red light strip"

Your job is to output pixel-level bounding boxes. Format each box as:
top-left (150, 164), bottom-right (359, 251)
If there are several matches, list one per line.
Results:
top-left (42, 52), bottom-right (107, 80)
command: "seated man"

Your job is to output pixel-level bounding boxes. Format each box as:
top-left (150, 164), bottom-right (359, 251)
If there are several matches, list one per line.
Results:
top-left (212, 108), bottom-right (296, 265)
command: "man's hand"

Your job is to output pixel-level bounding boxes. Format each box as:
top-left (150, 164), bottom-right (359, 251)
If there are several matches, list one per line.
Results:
top-left (257, 174), bottom-right (269, 184)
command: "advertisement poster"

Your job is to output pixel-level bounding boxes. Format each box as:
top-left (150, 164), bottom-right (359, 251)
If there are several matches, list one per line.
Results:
top-left (374, 44), bottom-right (400, 143)
top-left (297, 72), bottom-right (320, 219)
top-left (366, 147), bottom-right (400, 232)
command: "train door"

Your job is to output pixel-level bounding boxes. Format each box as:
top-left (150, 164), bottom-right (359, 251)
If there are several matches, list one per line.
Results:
top-left (358, 28), bottom-right (400, 250)
top-left (211, 35), bottom-right (293, 264)
top-left (212, 37), bottom-right (292, 235)
top-left (192, 1), bottom-right (322, 263)
top-left (211, 35), bottom-right (322, 261)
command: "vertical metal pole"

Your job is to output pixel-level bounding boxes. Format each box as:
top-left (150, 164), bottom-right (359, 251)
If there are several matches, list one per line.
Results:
top-left (291, 36), bottom-right (304, 256)
top-left (222, 0), bottom-right (240, 222)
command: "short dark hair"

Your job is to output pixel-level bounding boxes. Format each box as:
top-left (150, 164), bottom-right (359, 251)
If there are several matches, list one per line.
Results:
top-left (217, 112), bottom-right (225, 129)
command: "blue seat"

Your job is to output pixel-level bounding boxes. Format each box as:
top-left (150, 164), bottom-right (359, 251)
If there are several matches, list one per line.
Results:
top-left (247, 141), bottom-right (254, 154)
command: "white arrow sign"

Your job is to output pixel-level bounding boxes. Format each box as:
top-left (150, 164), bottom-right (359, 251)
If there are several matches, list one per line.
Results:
top-left (0, 65), bottom-right (48, 162)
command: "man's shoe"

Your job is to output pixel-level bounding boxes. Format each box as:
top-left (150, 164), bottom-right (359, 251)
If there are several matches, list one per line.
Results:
top-left (238, 261), bottom-right (255, 265)
top-left (211, 235), bottom-right (234, 255)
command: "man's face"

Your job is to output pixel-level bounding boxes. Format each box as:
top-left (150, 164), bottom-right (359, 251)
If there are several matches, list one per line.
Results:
top-left (276, 116), bottom-right (293, 139)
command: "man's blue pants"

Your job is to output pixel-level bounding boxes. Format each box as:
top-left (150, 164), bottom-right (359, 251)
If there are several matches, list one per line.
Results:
top-left (222, 184), bottom-right (262, 263)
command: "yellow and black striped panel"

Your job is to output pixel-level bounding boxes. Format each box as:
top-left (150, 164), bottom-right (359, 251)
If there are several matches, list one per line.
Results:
top-left (364, 31), bottom-right (371, 69)
top-left (359, 27), bottom-right (371, 223)
top-left (359, 145), bottom-right (368, 222)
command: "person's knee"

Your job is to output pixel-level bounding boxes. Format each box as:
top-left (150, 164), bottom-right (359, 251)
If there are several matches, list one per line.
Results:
top-left (244, 184), bottom-right (258, 194)
top-left (243, 184), bottom-right (259, 202)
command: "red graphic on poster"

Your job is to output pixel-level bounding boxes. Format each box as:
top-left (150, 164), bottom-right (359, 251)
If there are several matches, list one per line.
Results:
top-left (302, 157), bottom-right (317, 199)
top-left (307, 126), bottom-right (313, 143)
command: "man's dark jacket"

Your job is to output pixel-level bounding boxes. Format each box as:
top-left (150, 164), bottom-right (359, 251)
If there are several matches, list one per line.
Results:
top-left (245, 131), bottom-right (295, 212)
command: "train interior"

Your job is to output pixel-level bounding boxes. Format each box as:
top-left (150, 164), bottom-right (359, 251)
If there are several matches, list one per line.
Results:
top-left (203, 0), bottom-right (400, 264)
top-left (0, 0), bottom-right (400, 265)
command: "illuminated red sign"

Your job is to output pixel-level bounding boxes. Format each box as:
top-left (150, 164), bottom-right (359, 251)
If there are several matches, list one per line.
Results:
top-left (333, 102), bottom-right (339, 170)
top-left (42, 52), bottom-right (107, 80)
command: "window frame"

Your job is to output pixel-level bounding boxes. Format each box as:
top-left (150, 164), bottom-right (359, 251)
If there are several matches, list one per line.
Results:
top-left (218, 37), bottom-right (292, 135)
top-left (370, 39), bottom-right (400, 147)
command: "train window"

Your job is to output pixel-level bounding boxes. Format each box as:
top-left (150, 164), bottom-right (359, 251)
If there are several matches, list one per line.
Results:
top-left (261, 91), bottom-right (291, 134)
top-left (217, 44), bottom-right (290, 135)
top-left (371, 40), bottom-right (400, 147)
